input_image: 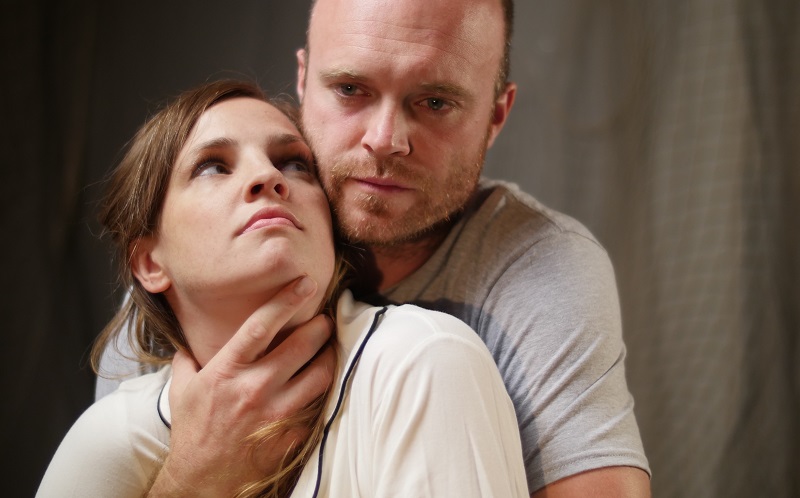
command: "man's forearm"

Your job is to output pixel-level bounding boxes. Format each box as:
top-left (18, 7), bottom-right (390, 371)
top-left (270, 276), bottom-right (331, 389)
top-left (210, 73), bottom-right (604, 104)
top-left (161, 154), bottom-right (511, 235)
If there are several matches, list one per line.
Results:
top-left (530, 466), bottom-right (651, 498)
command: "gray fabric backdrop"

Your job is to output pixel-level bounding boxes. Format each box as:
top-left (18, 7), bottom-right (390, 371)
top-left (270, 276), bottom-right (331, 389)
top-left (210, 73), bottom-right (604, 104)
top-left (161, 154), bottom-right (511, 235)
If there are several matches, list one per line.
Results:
top-left (3, 1), bottom-right (797, 496)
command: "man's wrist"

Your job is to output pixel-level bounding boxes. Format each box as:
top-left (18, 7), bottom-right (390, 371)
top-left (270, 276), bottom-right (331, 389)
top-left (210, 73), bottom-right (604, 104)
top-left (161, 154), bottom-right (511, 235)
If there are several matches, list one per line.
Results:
top-left (146, 456), bottom-right (212, 498)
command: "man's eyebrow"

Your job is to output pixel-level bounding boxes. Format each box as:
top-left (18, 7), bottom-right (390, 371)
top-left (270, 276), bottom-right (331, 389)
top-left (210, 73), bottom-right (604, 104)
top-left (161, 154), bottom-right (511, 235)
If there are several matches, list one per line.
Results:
top-left (419, 82), bottom-right (470, 100)
top-left (319, 68), bottom-right (367, 83)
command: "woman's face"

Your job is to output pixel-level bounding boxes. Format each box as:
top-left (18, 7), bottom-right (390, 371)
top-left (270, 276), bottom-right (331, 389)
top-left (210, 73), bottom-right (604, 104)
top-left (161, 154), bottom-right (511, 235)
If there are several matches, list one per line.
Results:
top-left (135, 97), bottom-right (335, 325)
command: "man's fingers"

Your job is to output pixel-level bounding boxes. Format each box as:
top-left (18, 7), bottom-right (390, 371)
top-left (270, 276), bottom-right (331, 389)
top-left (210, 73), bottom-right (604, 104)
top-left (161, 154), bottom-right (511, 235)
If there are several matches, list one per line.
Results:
top-left (283, 342), bottom-right (337, 410)
top-left (260, 313), bottom-right (334, 385)
top-left (216, 276), bottom-right (318, 366)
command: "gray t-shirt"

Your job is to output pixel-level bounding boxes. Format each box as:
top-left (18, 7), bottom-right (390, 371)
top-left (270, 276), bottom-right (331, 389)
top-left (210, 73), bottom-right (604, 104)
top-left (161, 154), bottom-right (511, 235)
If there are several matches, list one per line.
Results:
top-left (378, 178), bottom-right (650, 492)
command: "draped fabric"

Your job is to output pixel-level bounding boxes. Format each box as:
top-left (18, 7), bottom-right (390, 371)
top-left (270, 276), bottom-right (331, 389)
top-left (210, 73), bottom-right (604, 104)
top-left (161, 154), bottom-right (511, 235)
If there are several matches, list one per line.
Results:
top-left (3, 0), bottom-right (100, 493)
top-left (5, 1), bottom-right (797, 496)
top-left (489, 2), bottom-right (799, 496)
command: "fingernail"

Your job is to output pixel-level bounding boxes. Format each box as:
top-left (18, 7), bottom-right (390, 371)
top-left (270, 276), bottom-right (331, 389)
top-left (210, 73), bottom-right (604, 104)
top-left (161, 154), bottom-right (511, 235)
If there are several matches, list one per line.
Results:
top-left (295, 276), bottom-right (316, 296)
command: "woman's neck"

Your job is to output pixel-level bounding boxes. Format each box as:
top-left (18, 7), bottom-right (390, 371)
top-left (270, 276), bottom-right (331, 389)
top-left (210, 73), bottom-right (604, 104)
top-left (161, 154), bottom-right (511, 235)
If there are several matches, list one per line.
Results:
top-left (168, 291), bottom-right (276, 367)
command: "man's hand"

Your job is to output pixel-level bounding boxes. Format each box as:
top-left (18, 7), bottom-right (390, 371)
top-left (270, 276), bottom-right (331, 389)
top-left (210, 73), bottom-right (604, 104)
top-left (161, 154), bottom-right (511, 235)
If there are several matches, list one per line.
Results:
top-left (148, 276), bottom-right (336, 497)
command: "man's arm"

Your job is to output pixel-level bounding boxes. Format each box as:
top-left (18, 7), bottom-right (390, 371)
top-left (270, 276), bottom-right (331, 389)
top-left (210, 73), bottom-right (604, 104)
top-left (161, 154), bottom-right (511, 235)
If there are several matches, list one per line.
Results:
top-left (147, 276), bottom-right (335, 497)
top-left (476, 222), bottom-right (650, 492)
top-left (531, 467), bottom-right (651, 498)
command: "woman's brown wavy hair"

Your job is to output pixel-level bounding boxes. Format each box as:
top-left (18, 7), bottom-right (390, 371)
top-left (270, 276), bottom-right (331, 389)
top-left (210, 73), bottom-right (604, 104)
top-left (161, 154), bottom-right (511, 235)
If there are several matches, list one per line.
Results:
top-left (91, 79), bottom-right (344, 497)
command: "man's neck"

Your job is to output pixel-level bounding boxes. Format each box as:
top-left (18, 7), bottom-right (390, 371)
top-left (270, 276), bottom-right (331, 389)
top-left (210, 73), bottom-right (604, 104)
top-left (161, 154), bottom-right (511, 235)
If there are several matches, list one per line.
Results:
top-left (370, 239), bottom-right (439, 290)
top-left (346, 212), bottom-right (463, 295)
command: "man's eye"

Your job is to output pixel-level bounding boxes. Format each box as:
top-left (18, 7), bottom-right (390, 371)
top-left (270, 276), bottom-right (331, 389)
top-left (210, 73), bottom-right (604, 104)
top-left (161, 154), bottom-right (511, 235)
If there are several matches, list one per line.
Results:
top-left (338, 84), bottom-right (361, 96)
top-left (424, 98), bottom-right (447, 111)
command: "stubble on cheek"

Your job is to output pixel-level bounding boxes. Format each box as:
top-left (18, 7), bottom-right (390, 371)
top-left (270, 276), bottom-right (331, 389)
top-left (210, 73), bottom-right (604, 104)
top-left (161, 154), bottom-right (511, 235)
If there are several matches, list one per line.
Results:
top-left (321, 156), bottom-right (480, 247)
top-left (309, 120), bottom-right (490, 247)
top-left (322, 162), bottom-right (392, 242)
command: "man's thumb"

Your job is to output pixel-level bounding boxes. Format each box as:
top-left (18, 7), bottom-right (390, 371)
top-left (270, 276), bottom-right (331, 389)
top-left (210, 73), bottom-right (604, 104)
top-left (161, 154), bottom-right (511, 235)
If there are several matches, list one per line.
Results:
top-left (170, 349), bottom-right (199, 403)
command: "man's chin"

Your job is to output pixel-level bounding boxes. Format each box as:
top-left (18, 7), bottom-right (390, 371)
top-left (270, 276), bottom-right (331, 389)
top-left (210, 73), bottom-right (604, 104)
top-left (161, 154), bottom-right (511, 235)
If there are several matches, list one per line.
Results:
top-left (337, 211), bottom-right (455, 250)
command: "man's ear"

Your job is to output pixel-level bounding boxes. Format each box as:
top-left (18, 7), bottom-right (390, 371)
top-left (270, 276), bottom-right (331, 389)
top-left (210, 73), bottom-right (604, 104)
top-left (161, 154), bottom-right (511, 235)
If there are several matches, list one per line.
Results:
top-left (486, 81), bottom-right (517, 149)
top-left (130, 237), bottom-right (171, 294)
top-left (296, 48), bottom-right (308, 103)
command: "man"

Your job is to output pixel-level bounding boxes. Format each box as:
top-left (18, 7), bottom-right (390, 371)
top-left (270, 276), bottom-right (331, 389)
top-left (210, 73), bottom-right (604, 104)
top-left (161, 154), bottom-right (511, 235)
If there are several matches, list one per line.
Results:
top-left (104, 0), bottom-right (651, 495)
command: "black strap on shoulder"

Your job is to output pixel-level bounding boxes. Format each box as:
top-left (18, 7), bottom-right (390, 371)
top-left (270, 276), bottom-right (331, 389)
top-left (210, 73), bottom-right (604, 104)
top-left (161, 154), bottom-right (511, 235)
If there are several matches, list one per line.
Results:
top-left (311, 306), bottom-right (388, 498)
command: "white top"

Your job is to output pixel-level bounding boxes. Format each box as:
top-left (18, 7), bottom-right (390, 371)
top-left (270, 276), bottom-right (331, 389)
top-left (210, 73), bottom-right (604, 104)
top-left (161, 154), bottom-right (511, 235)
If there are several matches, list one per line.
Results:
top-left (39, 291), bottom-right (527, 497)
top-left (37, 366), bottom-right (172, 497)
top-left (292, 291), bottom-right (528, 497)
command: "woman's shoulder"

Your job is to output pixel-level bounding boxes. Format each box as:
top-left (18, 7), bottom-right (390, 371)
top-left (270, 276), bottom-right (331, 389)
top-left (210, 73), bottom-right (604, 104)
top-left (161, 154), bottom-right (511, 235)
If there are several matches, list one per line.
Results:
top-left (338, 290), bottom-right (490, 359)
top-left (37, 367), bottom-right (172, 497)
top-left (337, 291), bottom-right (498, 382)
top-left (383, 302), bottom-right (486, 347)
top-left (69, 366), bottom-right (171, 452)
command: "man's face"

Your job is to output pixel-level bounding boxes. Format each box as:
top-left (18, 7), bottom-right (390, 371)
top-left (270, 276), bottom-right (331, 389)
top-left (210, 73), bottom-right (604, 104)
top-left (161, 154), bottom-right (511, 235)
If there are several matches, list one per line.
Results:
top-left (297, 0), bottom-right (514, 247)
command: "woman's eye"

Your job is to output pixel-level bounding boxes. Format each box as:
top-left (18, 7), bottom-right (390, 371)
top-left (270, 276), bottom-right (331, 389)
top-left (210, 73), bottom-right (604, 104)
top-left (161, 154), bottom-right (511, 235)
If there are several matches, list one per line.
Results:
top-left (281, 159), bottom-right (312, 174)
top-left (194, 162), bottom-right (229, 177)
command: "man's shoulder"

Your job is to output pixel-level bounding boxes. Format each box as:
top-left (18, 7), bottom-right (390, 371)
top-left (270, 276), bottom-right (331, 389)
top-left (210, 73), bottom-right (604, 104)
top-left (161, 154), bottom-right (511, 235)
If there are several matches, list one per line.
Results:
top-left (385, 178), bottom-right (612, 307)
top-left (447, 178), bottom-right (608, 272)
top-left (471, 177), bottom-right (598, 245)
top-left (463, 179), bottom-right (616, 293)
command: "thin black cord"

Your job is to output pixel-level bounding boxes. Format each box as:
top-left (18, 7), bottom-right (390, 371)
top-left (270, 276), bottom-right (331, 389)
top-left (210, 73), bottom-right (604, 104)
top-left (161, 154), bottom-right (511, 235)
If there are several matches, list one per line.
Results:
top-left (311, 306), bottom-right (388, 498)
top-left (157, 381), bottom-right (171, 429)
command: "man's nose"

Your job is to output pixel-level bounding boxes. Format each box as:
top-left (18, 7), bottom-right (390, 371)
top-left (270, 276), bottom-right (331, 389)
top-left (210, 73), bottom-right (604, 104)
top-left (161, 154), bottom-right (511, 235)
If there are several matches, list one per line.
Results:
top-left (361, 103), bottom-right (411, 157)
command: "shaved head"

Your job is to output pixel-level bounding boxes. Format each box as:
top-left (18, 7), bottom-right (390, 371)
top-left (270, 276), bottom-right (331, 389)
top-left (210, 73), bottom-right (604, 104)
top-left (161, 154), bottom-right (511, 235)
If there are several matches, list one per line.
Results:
top-left (305, 0), bottom-right (514, 96)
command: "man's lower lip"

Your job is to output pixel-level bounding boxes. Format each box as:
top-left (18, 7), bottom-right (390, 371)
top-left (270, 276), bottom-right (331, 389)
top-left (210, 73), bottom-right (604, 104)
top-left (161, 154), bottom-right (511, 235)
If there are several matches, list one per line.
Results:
top-left (353, 179), bottom-right (408, 192)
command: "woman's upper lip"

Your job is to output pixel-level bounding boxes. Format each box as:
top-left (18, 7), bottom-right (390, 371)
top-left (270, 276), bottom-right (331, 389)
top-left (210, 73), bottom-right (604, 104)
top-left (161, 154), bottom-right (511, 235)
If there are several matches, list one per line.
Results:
top-left (239, 206), bottom-right (301, 235)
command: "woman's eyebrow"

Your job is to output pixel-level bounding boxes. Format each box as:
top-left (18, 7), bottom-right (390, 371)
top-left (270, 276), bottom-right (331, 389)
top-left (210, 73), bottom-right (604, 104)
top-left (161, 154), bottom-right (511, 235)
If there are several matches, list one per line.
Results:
top-left (268, 133), bottom-right (305, 147)
top-left (184, 133), bottom-right (305, 162)
top-left (188, 137), bottom-right (237, 153)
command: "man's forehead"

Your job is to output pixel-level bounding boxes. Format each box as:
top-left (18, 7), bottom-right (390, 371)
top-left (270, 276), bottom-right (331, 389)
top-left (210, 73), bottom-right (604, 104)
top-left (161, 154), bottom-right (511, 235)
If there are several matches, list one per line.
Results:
top-left (308, 0), bottom-right (503, 41)
top-left (306, 0), bottom-right (504, 64)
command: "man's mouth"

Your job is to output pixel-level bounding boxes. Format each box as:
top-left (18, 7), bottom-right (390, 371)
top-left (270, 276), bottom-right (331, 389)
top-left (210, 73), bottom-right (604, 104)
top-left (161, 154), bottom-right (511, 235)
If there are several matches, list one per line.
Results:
top-left (352, 176), bottom-right (411, 193)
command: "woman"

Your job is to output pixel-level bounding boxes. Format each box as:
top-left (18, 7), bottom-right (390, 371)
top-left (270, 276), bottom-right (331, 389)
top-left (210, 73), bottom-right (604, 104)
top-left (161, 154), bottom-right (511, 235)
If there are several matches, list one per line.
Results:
top-left (37, 80), bottom-right (527, 497)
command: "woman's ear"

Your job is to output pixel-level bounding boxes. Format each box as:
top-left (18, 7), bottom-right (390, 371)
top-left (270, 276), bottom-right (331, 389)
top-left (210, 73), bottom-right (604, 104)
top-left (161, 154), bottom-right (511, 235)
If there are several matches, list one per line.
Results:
top-left (130, 237), bottom-right (171, 293)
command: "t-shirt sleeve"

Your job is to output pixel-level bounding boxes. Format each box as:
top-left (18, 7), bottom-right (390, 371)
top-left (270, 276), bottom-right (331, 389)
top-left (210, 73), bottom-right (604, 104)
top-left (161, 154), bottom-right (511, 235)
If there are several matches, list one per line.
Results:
top-left (362, 310), bottom-right (529, 497)
top-left (483, 231), bottom-right (650, 491)
top-left (95, 292), bottom-right (158, 401)
top-left (37, 380), bottom-right (168, 497)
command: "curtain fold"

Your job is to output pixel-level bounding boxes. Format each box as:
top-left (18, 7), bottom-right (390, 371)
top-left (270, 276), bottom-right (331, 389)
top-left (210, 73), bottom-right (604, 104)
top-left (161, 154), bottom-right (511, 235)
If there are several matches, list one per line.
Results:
top-left (487, 0), bottom-right (798, 495)
top-left (2, 1), bottom-right (99, 494)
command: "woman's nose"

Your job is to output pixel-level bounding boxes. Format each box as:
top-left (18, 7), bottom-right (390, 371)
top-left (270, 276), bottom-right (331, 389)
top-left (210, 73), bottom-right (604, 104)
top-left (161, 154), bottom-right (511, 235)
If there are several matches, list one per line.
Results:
top-left (246, 164), bottom-right (288, 200)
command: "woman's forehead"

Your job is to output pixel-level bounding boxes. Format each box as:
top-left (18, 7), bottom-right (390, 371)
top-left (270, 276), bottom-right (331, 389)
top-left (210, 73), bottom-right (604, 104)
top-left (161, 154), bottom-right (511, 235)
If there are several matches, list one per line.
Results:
top-left (179, 98), bottom-right (303, 155)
